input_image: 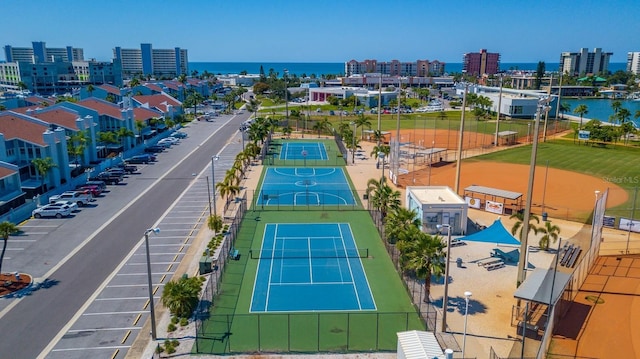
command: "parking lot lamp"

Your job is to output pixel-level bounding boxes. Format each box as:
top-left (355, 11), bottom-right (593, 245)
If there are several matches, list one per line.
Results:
top-left (462, 290), bottom-right (472, 358)
top-left (144, 227), bottom-right (160, 340)
top-left (211, 155), bottom-right (219, 216)
top-left (437, 223), bottom-right (452, 332)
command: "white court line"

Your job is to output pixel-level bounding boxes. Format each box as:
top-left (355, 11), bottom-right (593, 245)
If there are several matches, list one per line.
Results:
top-left (338, 224), bottom-right (362, 310)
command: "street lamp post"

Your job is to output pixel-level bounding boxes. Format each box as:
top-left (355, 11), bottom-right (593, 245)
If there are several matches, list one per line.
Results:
top-left (206, 176), bottom-right (212, 217)
top-left (144, 227), bottom-right (161, 340)
top-left (211, 155), bottom-right (219, 216)
top-left (284, 69), bottom-right (289, 128)
top-left (462, 290), bottom-right (472, 358)
top-left (517, 96), bottom-right (552, 286)
top-left (350, 121), bottom-right (356, 165)
top-left (437, 223), bottom-right (452, 332)
top-left (378, 152), bottom-right (385, 180)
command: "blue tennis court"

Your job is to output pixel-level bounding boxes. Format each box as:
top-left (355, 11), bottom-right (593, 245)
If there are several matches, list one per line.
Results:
top-left (250, 223), bottom-right (376, 312)
top-left (279, 142), bottom-right (328, 160)
top-left (259, 167), bottom-right (356, 206)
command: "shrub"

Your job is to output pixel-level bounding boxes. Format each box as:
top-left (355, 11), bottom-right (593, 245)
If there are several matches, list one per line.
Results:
top-left (171, 316), bottom-right (179, 324)
top-left (167, 323), bottom-right (177, 332)
top-left (179, 317), bottom-right (189, 327)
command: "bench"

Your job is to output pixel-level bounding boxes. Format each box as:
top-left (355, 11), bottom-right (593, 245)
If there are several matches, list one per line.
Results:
top-left (567, 247), bottom-right (582, 268)
top-left (485, 260), bottom-right (505, 271)
top-left (230, 248), bottom-right (239, 260)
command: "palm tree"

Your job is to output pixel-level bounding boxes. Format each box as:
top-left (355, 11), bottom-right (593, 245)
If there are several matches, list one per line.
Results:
top-left (574, 104), bottom-right (588, 131)
top-left (537, 221), bottom-right (561, 250)
top-left (86, 84), bottom-right (95, 98)
top-left (509, 211), bottom-right (540, 242)
top-left (396, 226), bottom-right (445, 303)
top-left (67, 131), bottom-right (87, 166)
top-left (216, 179), bottom-right (240, 205)
top-left (385, 207), bottom-right (421, 244)
top-left (0, 221), bottom-right (19, 274)
top-left (31, 157), bottom-right (57, 194)
top-left (355, 114), bottom-right (372, 139)
top-left (207, 214), bottom-right (223, 235)
top-left (559, 102), bottom-right (571, 119)
top-left (366, 178), bottom-right (401, 220)
top-left (161, 275), bottom-right (204, 318)
top-left (116, 127), bottom-right (134, 151)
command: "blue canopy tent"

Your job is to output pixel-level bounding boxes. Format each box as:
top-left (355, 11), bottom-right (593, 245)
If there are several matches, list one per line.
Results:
top-left (460, 218), bottom-right (520, 246)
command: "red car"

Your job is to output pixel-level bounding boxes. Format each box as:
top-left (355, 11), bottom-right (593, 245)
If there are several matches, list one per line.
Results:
top-left (76, 185), bottom-right (103, 197)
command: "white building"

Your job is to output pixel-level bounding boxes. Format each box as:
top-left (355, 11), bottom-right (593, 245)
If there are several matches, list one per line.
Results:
top-left (627, 52), bottom-right (640, 75)
top-left (406, 186), bottom-right (468, 235)
top-left (559, 48), bottom-right (612, 75)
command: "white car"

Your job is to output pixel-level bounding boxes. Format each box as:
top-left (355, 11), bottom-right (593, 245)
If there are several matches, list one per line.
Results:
top-left (170, 131), bottom-right (187, 139)
top-left (49, 190), bottom-right (93, 207)
top-left (32, 203), bottom-right (73, 218)
top-left (51, 200), bottom-right (79, 212)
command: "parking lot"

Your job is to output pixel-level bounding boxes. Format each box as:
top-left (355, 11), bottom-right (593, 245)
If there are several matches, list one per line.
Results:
top-left (0, 112), bottom-right (250, 359)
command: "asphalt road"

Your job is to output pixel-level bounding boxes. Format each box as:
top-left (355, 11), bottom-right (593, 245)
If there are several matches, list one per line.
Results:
top-left (0, 113), bottom-right (249, 359)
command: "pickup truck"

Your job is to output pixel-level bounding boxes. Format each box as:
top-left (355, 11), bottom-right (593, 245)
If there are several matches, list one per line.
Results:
top-left (49, 190), bottom-right (94, 207)
top-left (114, 163), bottom-right (138, 174)
top-left (89, 171), bottom-right (123, 185)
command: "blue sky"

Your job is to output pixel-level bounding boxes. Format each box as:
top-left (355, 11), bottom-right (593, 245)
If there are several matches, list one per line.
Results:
top-left (4, 0), bottom-right (639, 63)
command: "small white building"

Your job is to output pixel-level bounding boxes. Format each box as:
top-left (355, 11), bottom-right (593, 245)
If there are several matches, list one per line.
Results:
top-left (406, 186), bottom-right (468, 235)
top-left (397, 330), bottom-right (446, 359)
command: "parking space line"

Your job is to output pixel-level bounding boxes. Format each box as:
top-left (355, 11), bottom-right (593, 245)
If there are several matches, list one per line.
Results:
top-left (67, 327), bottom-right (139, 333)
top-left (96, 297), bottom-right (151, 301)
top-left (132, 313), bottom-right (142, 325)
top-left (111, 349), bottom-right (119, 359)
top-left (166, 263), bottom-right (173, 272)
top-left (121, 330), bottom-right (131, 344)
top-left (159, 274), bottom-right (166, 283)
top-left (83, 311), bottom-right (146, 316)
top-left (50, 345), bottom-right (129, 352)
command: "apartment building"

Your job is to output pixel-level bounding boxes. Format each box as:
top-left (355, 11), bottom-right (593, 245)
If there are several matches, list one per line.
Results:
top-left (345, 59), bottom-right (446, 77)
top-left (114, 43), bottom-right (188, 79)
top-left (3, 41), bottom-right (84, 63)
top-left (559, 48), bottom-right (613, 75)
top-left (462, 49), bottom-right (500, 76)
top-left (627, 52), bottom-right (640, 75)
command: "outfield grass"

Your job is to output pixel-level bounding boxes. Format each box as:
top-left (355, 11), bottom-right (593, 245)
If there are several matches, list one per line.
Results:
top-left (468, 139), bottom-right (640, 217)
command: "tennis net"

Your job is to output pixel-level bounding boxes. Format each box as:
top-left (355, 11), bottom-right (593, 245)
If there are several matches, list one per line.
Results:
top-left (249, 247), bottom-right (368, 259)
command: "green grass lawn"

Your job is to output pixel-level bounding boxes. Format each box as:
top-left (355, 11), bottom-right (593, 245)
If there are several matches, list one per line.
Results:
top-left (468, 139), bottom-right (640, 217)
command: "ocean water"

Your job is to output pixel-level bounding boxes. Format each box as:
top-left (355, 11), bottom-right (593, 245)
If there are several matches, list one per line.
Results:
top-left (188, 62), bottom-right (628, 77)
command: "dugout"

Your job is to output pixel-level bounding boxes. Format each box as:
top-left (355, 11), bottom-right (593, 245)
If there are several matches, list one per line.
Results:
top-left (463, 185), bottom-right (523, 215)
top-left (406, 186), bottom-right (468, 235)
top-left (497, 130), bottom-right (519, 145)
top-left (397, 330), bottom-right (445, 359)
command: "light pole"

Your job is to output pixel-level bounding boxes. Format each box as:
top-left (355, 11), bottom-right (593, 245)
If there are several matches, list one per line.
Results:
top-left (350, 121), bottom-right (356, 165)
top-left (211, 155), bottom-right (219, 216)
top-left (437, 223), bottom-right (452, 332)
top-left (144, 227), bottom-right (161, 340)
top-left (284, 69), bottom-right (289, 128)
top-left (462, 290), bottom-right (472, 358)
top-left (517, 96), bottom-right (552, 286)
top-left (206, 175), bottom-right (212, 217)
top-left (378, 152), bottom-right (385, 180)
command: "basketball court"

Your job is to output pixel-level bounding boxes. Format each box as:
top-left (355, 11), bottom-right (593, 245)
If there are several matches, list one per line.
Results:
top-left (258, 167), bottom-right (356, 206)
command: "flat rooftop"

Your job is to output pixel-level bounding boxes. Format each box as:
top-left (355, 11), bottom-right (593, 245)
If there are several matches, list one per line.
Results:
top-left (407, 186), bottom-right (465, 204)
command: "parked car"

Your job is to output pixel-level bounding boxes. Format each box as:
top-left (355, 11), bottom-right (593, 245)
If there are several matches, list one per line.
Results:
top-left (126, 154), bottom-right (154, 164)
top-left (162, 137), bottom-right (180, 144)
top-left (32, 203), bottom-right (73, 218)
top-left (156, 140), bottom-right (173, 149)
top-left (114, 163), bottom-right (138, 174)
top-left (49, 190), bottom-right (94, 207)
top-left (170, 131), bottom-right (187, 139)
top-left (144, 145), bottom-right (164, 153)
top-left (89, 172), bottom-right (123, 185)
top-left (105, 168), bottom-right (127, 177)
top-left (51, 200), bottom-right (79, 212)
top-left (84, 180), bottom-right (107, 190)
top-left (75, 184), bottom-right (103, 197)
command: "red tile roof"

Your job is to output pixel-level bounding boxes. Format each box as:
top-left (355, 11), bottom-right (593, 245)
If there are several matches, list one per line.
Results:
top-left (133, 107), bottom-right (163, 121)
top-left (0, 166), bottom-right (16, 179)
top-left (144, 83), bottom-right (164, 93)
top-left (0, 112), bottom-right (50, 146)
top-left (24, 96), bottom-right (55, 106)
top-left (17, 107), bottom-right (80, 130)
top-left (98, 84), bottom-right (122, 96)
top-left (78, 98), bottom-right (125, 120)
top-left (133, 94), bottom-right (181, 112)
